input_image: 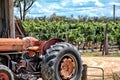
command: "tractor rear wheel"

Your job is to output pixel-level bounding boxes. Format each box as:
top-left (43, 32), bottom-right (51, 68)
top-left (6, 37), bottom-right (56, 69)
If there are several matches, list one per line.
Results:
top-left (0, 65), bottom-right (14, 80)
top-left (41, 42), bottom-right (82, 80)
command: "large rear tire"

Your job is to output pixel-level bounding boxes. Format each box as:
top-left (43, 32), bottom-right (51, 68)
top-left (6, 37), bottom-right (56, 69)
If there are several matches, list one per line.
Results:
top-left (41, 42), bottom-right (82, 80)
top-left (0, 65), bottom-right (14, 80)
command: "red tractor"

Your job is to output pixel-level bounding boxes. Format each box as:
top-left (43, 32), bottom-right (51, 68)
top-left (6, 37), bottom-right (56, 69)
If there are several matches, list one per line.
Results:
top-left (0, 37), bottom-right (82, 80)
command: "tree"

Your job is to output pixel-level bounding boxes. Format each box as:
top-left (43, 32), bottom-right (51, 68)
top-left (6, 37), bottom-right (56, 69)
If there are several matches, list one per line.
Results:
top-left (14, 0), bottom-right (36, 20)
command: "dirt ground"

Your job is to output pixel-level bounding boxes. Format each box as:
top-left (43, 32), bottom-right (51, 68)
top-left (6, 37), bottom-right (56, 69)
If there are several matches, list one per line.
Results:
top-left (38, 57), bottom-right (120, 80)
top-left (82, 57), bottom-right (120, 80)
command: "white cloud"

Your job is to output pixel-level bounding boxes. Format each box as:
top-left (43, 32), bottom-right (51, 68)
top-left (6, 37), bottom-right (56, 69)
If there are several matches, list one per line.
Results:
top-left (31, 1), bottom-right (54, 14)
top-left (72, 0), bottom-right (88, 4)
top-left (61, 2), bottom-right (66, 6)
top-left (15, 0), bottom-right (119, 18)
top-left (72, 0), bottom-right (104, 7)
top-left (109, 2), bottom-right (120, 6)
top-left (61, 0), bottom-right (69, 6)
top-left (43, 9), bottom-right (53, 13)
top-left (116, 9), bottom-right (120, 17)
top-left (110, 8), bottom-right (120, 17)
top-left (88, 13), bottom-right (99, 17)
top-left (61, 0), bottom-right (72, 6)
top-left (48, 3), bottom-right (61, 9)
top-left (95, 0), bottom-right (104, 7)
top-left (33, 2), bottom-right (42, 8)
top-left (41, 3), bottom-right (62, 14)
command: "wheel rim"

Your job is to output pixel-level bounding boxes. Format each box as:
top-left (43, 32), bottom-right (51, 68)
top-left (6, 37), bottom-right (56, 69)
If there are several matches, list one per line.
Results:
top-left (59, 53), bottom-right (77, 80)
top-left (0, 72), bottom-right (9, 80)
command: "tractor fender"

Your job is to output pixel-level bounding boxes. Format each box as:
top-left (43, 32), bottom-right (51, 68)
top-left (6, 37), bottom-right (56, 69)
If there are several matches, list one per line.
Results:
top-left (42, 38), bottom-right (64, 54)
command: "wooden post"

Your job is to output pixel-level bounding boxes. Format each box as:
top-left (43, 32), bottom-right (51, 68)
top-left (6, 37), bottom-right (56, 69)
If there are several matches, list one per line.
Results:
top-left (4, 0), bottom-right (9, 37)
top-left (81, 64), bottom-right (88, 80)
top-left (9, 0), bottom-right (15, 38)
top-left (113, 5), bottom-right (116, 22)
top-left (0, 0), bottom-right (1, 33)
top-left (102, 23), bottom-right (109, 55)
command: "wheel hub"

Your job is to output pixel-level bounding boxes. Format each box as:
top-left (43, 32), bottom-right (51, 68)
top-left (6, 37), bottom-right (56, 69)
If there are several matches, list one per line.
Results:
top-left (59, 58), bottom-right (75, 79)
top-left (0, 72), bottom-right (9, 80)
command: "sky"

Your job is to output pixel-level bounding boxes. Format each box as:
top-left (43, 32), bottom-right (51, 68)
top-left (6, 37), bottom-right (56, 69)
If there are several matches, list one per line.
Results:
top-left (15, 0), bottom-right (120, 18)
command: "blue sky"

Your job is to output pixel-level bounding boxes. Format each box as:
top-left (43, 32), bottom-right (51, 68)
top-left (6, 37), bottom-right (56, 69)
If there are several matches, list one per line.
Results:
top-left (15, 0), bottom-right (120, 18)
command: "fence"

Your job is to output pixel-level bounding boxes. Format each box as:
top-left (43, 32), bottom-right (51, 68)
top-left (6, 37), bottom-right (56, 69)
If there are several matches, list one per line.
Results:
top-left (81, 64), bottom-right (104, 80)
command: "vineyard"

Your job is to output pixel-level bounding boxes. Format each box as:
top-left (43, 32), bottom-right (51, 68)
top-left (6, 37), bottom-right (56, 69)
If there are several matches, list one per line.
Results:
top-left (22, 16), bottom-right (120, 54)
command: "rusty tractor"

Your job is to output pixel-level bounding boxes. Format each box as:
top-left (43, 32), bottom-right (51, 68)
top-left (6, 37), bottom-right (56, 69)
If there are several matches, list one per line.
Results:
top-left (0, 37), bottom-right (82, 80)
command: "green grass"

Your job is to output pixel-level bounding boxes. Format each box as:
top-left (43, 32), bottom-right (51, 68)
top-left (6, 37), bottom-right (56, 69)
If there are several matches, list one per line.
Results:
top-left (111, 53), bottom-right (120, 57)
top-left (81, 53), bottom-right (102, 57)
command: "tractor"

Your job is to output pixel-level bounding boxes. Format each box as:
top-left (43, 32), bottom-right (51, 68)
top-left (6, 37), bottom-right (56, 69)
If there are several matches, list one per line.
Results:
top-left (0, 0), bottom-right (82, 80)
top-left (0, 37), bottom-right (82, 80)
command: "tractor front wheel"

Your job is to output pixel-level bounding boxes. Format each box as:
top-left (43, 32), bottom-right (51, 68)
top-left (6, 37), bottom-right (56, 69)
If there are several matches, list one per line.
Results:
top-left (41, 42), bottom-right (82, 80)
top-left (0, 65), bottom-right (14, 80)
